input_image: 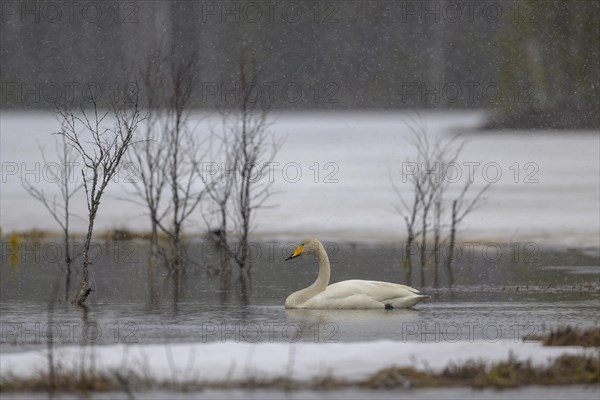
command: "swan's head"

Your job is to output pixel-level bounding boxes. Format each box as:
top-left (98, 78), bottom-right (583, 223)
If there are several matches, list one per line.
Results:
top-left (285, 236), bottom-right (322, 260)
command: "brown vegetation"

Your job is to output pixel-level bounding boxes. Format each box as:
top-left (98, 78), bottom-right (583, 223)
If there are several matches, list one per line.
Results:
top-left (525, 326), bottom-right (600, 348)
top-left (376, 352), bottom-right (600, 389)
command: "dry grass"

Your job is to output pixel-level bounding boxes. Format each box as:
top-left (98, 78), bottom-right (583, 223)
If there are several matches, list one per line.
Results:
top-left (1, 369), bottom-right (141, 393)
top-left (525, 326), bottom-right (600, 347)
top-left (362, 352), bottom-right (599, 389)
top-left (2, 229), bottom-right (59, 241)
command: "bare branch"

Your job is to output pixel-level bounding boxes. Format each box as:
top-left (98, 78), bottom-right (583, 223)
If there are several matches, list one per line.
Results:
top-left (54, 93), bottom-right (142, 306)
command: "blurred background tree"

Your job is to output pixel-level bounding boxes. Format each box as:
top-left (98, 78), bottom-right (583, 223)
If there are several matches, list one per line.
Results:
top-left (1, 0), bottom-right (598, 128)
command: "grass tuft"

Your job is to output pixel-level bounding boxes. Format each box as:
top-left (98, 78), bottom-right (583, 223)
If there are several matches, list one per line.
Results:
top-left (525, 326), bottom-right (600, 347)
top-left (359, 352), bottom-right (599, 389)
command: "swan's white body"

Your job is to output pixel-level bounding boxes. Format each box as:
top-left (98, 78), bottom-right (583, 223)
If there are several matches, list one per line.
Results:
top-left (285, 237), bottom-right (429, 309)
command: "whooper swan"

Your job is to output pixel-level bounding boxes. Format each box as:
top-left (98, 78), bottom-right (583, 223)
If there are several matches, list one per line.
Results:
top-left (284, 237), bottom-right (430, 309)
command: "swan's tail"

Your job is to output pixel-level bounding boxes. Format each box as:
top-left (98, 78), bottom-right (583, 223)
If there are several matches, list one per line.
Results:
top-left (389, 294), bottom-right (430, 309)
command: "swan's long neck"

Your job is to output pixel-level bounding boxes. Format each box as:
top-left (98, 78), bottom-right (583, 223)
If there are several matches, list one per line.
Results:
top-left (312, 242), bottom-right (331, 291)
top-left (286, 242), bottom-right (330, 308)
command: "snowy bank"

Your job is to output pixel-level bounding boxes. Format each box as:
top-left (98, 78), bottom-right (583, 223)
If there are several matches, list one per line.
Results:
top-left (1, 340), bottom-right (592, 383)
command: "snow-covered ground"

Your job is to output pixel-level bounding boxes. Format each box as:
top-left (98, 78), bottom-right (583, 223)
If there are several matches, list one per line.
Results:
top-left (1, 111), bottom-right (599, 246)
top-left (1, 339), bottom-right (593, 383)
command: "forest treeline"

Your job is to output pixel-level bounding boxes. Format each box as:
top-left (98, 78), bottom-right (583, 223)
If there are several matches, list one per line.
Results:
top-left (1, 0), bottom-right (598, 127)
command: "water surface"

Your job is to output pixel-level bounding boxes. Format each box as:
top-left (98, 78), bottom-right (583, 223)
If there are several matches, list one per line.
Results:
top-left (1, 241), bottom-right (598, 351)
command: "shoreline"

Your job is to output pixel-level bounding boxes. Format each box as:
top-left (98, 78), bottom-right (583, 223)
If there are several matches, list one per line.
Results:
top-left (2, 227), bottom-right (600, 251)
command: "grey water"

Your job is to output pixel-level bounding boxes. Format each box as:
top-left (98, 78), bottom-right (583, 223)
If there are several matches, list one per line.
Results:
top-left (1, 240), bottom-right (598, 351)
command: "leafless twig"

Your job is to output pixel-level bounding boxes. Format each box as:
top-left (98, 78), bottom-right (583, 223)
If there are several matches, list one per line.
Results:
top-left (22, 131), bottom-right (83, 300)
top-left (57, 95), bottom-right (142, 306)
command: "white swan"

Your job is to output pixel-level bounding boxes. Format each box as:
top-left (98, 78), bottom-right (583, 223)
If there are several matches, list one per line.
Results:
top-left (284, 237), bottom-right (430, 309)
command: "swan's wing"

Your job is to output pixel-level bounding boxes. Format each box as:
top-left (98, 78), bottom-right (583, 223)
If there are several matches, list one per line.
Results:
top-left (295, 280), bottom-right (429, 309)
top-left (325, 280), bottom-right (423, 302)
top-left (301, 293), bottom-right (383, 309)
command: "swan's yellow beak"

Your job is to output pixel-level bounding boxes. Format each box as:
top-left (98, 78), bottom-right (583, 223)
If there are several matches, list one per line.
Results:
top-left (285, 244), bottom-right (303, 261)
